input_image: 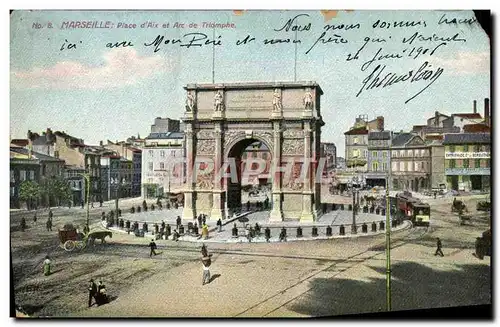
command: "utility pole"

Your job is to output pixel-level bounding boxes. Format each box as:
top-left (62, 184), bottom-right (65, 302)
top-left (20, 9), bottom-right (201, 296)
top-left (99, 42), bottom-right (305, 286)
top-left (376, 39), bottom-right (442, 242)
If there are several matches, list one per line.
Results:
top-left (352, 187), bottom-right (357, 234)
top-left (385, 171), bottom-right (392, 311)
top-left (81, 173), bottom-right (90, 229)
top-left (212, 27), bottom-right (215, 83)
top-left (294, 29), bottom-right (298, 82)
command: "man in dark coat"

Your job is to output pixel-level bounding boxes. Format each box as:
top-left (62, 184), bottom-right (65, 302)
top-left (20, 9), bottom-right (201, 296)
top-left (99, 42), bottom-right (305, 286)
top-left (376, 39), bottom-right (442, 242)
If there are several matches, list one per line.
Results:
top-left (435, 238), bottom-right (444, 257)
top-left (149, 239), bottom-right (157, 257)
top-left (176, 216), bottom-right (182, 230)
top-left (48, 210), bottom-right (53, 220)
top-left (33, 213), bottom-right (37, 224)
top-left (20, 218), bottom-right (26, 232)
top-left (197, 215), bottom-right (202, 228)
top-left (216, 219), bottom-right (222, 232)
top-left (46, 218), bottom-right (52, 231)
top-left (88, 279), bottom-right (97, 307)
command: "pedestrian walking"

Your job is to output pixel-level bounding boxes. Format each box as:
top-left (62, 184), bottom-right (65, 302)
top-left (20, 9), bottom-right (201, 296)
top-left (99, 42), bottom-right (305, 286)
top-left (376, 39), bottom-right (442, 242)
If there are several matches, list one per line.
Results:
top-left (149, 239), bottom-right (157, 257)
top-left (202, 215), bottom-right (206, 225)
top-left (202, 256), bottom-right (211, 285)
top-left (46, 218), bottom-right (52, 231)
top-left (20, 217), bottom-right (26, 232)
top-left (245, 225), bottom-right (251, 243)
top-left (202, 223), bottom-right (209, 240)
top-left (176, 216), bottom-right (182, 230)
top-left (201, 243), bottom-right (208, 258)
top-left (216, 218), bottom-right (222, 232)
top-left (33, 213), bottom-right (37, 224)
top-left (42, 255), bottom-right (52, 276)
top-left (265, 227), bottom-right (271, 242)
top-left (197, 214), bottom-right (202, 228)
top-left (48, 209), bottom-right (53, 220)
top-left (88, 279), bottom-right (97, 307)
top-left (435, 237), bottom-right (444, 257)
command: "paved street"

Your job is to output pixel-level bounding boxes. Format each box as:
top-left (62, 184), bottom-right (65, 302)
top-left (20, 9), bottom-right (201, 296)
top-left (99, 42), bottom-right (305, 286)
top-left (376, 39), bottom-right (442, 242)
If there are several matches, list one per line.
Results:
top-left (11, 195), bottom-right (491, 317)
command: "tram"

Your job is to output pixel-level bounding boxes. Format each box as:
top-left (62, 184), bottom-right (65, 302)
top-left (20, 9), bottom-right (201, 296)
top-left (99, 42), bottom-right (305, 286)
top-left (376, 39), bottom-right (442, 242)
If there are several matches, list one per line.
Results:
top-left (394, 191), bottom-right (431, 227)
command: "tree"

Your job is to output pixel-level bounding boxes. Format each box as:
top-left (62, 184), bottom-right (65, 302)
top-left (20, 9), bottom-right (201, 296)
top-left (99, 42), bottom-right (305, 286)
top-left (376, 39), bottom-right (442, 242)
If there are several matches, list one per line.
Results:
top-left (40, 177), bottom-right (72, 207)
top-left (18, 180), bottom-right (40, 210)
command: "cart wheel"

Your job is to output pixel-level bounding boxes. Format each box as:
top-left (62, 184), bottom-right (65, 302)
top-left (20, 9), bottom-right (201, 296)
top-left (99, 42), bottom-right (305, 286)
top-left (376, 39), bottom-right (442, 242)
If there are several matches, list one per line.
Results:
top-left (64, 240), bottom-right (76, 252)
top-left (75, 241), bottom-right (85, 251)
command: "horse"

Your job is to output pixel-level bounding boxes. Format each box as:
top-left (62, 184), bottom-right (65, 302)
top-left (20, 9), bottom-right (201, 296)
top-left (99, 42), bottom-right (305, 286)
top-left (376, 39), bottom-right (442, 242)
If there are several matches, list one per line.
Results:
top-left (88, 231), bottom-right (113, 246)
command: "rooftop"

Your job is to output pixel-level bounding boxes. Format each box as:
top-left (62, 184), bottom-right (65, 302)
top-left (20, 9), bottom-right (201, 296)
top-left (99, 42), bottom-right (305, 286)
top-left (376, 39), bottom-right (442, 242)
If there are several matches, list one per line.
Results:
top-left (10, 147), bottom-right (64, 162)
top-left (443, 133), bottom-right (491, 145)
top-left (146, 132), bottom-right (184, 140)
top-left (463, 124), bottom-right (491, 133)
top-left (391, 133), bottom-right (415, 147)
top-left (368, 131), bottom-right (391, 140)
top-left (344, 126), bottom-right (368, 135)
top-left (452, 113), bottom-right (483, 119)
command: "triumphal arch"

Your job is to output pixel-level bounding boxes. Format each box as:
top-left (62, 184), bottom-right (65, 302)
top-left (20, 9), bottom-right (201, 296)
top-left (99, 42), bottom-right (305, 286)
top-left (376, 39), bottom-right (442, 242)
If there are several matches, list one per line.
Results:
top-left (181, 81), bottom-right (324, 222)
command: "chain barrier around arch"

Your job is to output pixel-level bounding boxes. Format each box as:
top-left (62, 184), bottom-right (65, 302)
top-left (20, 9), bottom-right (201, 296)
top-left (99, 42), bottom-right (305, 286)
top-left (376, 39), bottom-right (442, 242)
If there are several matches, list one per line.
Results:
top-left (98, 201), bottom-right (410, 243)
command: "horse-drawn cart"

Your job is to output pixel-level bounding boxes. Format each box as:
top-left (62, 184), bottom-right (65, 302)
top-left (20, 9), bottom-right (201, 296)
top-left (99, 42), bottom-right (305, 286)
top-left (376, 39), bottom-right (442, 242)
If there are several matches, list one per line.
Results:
top-left (58, 224), bottom-right (87, 252)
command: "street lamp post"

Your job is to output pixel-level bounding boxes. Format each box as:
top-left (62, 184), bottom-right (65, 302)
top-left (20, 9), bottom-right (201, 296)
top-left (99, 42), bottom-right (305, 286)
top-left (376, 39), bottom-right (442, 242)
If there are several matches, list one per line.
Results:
top-left (351, 184), bottom-right (357, 234)
top-left (80, 173), bottom-right (90, 229)
top-left (385, 172), bottom-right (392, 311)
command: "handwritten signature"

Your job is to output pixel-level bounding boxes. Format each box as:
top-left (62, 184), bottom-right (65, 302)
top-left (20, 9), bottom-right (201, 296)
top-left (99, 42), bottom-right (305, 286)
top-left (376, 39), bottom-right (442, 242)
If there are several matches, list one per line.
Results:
top-left (356, 61), bottom-right (444, 104)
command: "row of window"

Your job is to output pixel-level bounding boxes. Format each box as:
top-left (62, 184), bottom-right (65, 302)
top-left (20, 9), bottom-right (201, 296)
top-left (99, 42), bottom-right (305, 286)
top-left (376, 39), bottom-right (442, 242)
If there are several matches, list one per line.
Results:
top-left (446, 145), bottom-right (490, 152)
top-left (148, 150), bottom-right (179, 157)
top-left (370, 162), bottom-right (388, 172)
top-left (10, 170), bottom-right (35, 183)
top-left (392, 161), bottom-right (429, 172)
top-left (447, 159), bottom-right (490, 169)
top-left (392, 149), bottom-right (429, 158)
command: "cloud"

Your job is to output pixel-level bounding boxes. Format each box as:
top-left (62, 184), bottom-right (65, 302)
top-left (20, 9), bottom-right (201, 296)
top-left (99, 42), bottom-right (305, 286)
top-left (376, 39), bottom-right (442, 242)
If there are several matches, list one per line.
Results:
top-left (431, 51), bottom-right (490, 75)
top-left (11, 48), bottom-right (170, 89)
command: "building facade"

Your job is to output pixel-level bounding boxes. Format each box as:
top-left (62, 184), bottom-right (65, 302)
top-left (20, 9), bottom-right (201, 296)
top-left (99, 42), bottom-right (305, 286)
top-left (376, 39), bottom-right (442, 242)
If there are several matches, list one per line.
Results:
top-left (29, 129), bottom-right (102, 202)
top-left (320, 142), bottom-right (337, 176)
top-left (443, 133), bottom-right (491, 192)
top-left (141, 132), bottom-right (185, 198)
top-left (428, 140), bottom-right (446, 190)
top-left (150, 117), bottom-right (181, 133)
top-left (10, 146), bottom-right (65, 208)
top-left (132, 149), bottom-right (142, 197)
top-left (344, 127), bottom-right (369, 172)
top-left (366, 131), bottom-right (392, 187)
top-left (10, 151), bottom-right (40, 209)
top-left (390, 133), bottom-right (431, 192)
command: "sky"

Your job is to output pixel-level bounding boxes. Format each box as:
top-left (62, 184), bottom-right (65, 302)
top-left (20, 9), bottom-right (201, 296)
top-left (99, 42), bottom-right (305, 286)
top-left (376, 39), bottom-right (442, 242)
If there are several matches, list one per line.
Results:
top-left (10, 10), bottom-right (490, 156)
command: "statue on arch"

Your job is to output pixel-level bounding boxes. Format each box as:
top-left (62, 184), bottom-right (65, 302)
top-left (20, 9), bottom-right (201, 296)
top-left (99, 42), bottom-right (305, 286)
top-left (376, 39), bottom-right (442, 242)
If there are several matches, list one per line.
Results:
top-left (303, 91), bottom-right (313, 110)
top-left (272, 88), bottom-right (282, 112)
top-left (186, 91), bottom-right (195, 112)
top-left (214, 90), bottom-right (224, 112)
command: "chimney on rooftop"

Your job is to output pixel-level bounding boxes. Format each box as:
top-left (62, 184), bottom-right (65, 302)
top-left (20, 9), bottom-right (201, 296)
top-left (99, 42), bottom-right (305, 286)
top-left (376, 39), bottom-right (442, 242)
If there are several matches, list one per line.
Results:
top-left (473, 100), bottom-right (477, 113)
top-left (485, 98), bottom-right (490, 126)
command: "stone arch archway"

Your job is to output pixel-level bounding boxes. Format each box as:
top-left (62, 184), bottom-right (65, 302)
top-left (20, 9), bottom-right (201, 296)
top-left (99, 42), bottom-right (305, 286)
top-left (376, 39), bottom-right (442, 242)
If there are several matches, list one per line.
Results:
top-left (181, 82), bottom-right (324, 222)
